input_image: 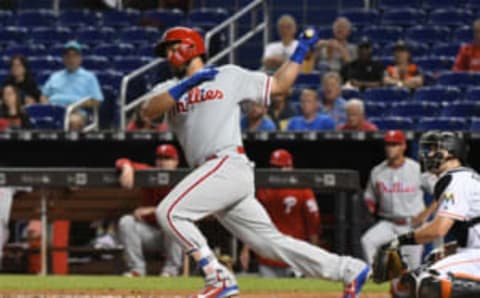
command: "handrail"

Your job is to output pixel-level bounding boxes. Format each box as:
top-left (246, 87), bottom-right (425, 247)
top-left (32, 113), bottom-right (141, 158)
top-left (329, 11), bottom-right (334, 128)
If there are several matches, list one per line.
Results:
top-left (64, 97), bottom-right (99, 132)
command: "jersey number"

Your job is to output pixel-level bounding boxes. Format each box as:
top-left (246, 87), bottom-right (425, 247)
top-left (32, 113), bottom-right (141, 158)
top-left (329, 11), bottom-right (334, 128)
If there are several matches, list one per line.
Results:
top-left (283, 196), bottom-right (297, 214)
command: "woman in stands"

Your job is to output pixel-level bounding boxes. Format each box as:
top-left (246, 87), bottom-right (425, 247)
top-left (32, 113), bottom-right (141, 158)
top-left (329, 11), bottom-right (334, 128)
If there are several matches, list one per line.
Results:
top-left (3, 55), bottom-right (41, 105)
top-left (383, 41), bottom-right (424, 89)
top-left (0, 85), bottom-right (31, 129)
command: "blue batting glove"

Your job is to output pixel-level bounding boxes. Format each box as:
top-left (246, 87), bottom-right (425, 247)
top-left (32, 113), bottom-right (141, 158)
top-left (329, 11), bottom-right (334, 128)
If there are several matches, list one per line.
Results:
top-left (290, 27), bottom-right (319, 64)
top-left (169, 66), bottom-right (219, 101)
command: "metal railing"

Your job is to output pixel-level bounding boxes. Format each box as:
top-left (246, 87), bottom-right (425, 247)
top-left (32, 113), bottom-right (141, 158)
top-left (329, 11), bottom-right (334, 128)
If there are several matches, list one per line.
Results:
top-left (119, 0), bottom-right (269, 130)
top-left (64, 97), bottom-right (100, 132)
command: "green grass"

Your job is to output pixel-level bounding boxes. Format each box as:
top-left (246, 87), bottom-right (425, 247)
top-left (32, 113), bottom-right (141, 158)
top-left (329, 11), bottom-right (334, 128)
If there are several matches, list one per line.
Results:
top-left (0, 275), bottom-right (389, 293)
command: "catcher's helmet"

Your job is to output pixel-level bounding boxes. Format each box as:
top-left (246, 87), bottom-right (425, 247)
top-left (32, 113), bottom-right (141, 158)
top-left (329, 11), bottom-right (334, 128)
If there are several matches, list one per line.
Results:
top-left (270, 149), bottom-right (293, 167)
top-left (155, 27), bottom-right (206, 67)
top-left (419, 131), bottom-right (468, 172)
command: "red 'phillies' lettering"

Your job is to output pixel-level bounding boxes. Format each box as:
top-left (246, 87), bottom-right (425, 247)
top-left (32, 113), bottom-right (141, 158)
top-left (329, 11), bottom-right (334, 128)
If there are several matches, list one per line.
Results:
top-left (376, 181), bottom-right (416, 194)
top-left (175, 87), bottom-right (224, 114)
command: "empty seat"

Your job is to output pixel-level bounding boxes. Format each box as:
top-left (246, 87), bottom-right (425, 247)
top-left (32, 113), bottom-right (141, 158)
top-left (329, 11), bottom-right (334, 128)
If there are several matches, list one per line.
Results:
top-left (96, 70), bottom-right (124, 89)
top-left (429, 9), bottom-right (473, 27)
top-left (339, 9), bottom-right (379, 27)
top-left (453, 26), bottom-right (472, 43)
top-left (295, 73), bottom-right (320, 86)
top-left (93, 43), bottom-right (135, 56)
top-left (5, 44), bottom-right (47, 57)
top-left (317, 26), bottom-right (333, 40)
top-left (416, 56), bottom-right (455, 72)
top-left (342, 89), bottom-right (361, 100)
top-left (17, 0), bottom-right (53, 9)
top-left (442, 101), bottom-right (480, 117)
top-left (0, 27), bottom-right (28, 44)
top-left (82, 55), bottom-right (109, 71)
top-left (437, 71), bottom-right (480, 88)
top-left (362, 26), bottom-right (403, 44)
top-left (29, 56), bottom-right (62, 71)
top-left (59, 0), bottom-right (84, 9)
top-left (188, 8), bottom-right (228, 26)
top-left (305, 9), bottom-right (338, 26)
top-left (382, 8), bottom-right (426, 27)
top-left (102, 9), bottom-right (141, 27)
top-left (76, 27), bottom-right (116, 45)
top-left (417, 117), bottom-right (468, 131)
top-left (471, 117), bottom-right (480, 131)
top-left (414, 86), bottom-right (461, 103)
top-left (364, 87), bottom-right (410, 102)
top-left (424, 0), bottom-right (466, 9)
top-left (405, 26), bottom-right (450, 44)
top-left (36, 70), bottom-right (53, 85)
top-left (30, 27), bottom-right (73, 44)
top-left (0, 11), bottom-right (13, 26)
top-left (432, 43), bottom-right (461, 57)
top-left (113, 56), bottom-right (150, 73)
top-left (465, 86), bottom-right (480, 101)
top-left (16, 10), bottom-right (56, 27)
top-left (383, 41), bottom-right (429, 57)
top-left (390, 101), bottom-right (439, 117)
top-left (364, 101), bottom-right (388, 117)
top-left (137, 44), bottom-right (156, 57)
top-left (141, 9), bottom-right (184, 28)
top-left (379, 0), bottom-right (419, 9)
top-left (370, 116), bottom-right (415, 130)
top-left (59, 10), bottom-right (99, 27)
top-left (25, 104), bottom-right (66, 130)
top-left (120, 27), bottom-right (160, 44)
top-left (467, 0), bottom-right (480, 10)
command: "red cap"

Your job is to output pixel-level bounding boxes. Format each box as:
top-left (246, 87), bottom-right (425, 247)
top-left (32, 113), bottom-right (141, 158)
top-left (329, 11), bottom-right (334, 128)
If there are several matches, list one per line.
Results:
top-left (156, 144), bottom-right (179, 160)
top-left (270, 149), bottom-right (293, 167)
top-left (384, 130), bottom-right (406, 144)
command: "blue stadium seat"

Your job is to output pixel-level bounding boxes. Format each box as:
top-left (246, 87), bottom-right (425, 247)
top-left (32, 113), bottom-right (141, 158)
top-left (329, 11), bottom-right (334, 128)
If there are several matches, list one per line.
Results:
top-left (432, 43), bottom-right (461, 58)
top-left (417, 117), bottom-right (468, 131)
top-left (379, 0), bottom-right (420, 9)
top-left (467, 0), bottom-right (480, 10)
top-left (141, 9), bottom-right (185, 28)
top-left (317, 26), bottom-right (333, 40)
top-left (102, 9), bottom-right (141, 27)
top-left (0, 69), bottom-right (8, 84)
top-left (0, 27), bottom-right (28, 44)
top-left (382, 8), bottom-right (426, 27)
top-left (76, 27), bottom-right (116, 45)
top-left (295, 73), bottom-right (320, 86)
top-left (389, 101), bottom-right (439, 117)
top-left (429, 9), bottom-right (473, 27)
top-left (362, 26), bottom-right (403, 44)
top-left (471, 117), bottom-right (480, 131)
top-left (17, 0), bottom-right (53, 9)
top-left (405, 26), bottom-right (450, 44)
top-left (453, 26), bottom-right (472, 43)
top-left (120, 27), bottom-right (160, 44)
top-left (416, 56), bottom-right (455, 72)
top-left (5, 44), bottom-right (47, 57)
top-left (25, 104), bottom-right (66, 130)
top-left (342, 89), bottom-right (361, 100)
top-left (370, 116), bottom-right (415, 130)
top-left (383, 41), bottom-right (429, 57)
top-left (82, 55), bottom-right (109, 71)
top-left (0, 11), bottom-right (13, 26)
top-left (96, 70), bottom-right (124, 90)
top-left (30, 27), bottom-right (73, 44)
top-left (306, 9), bottom-right (338, 26)
top-left (414, 86), bottom-right (461, 103)
top-left (36, 70), bottom-right (53, 85)
top-left (113, 56), bottom-right (150, 73)
top-left (442, 101), bottom-right (480, 117)
top-left (364, 101), bottom-right (388, 117)
top-left (59, 10), bottom-right (99, 27)
top-left (339, 9), bottom-right (379, 27)
top-left (17, 10), bottom-right (56, 27)
top-left (423, 0), bottom-right (466, 9)
top-left (93, 43), bottom-right (135, 56)
top-left (376, 56), bottom-right (394, 67)
top-left (339, 0), bottom-right (366, 8)
top-left (364, 87), bottom-right (410, 103)
top-left (188, 8), bottom-right (228, 27)
top-left (28, 56), bottom-right (61, 72)
top-left (137, 44), bottom-right (156, 57)
top-left (465, 86), bottom-right (480, 101)
top-left (59, 0), bottom-right (84, 9)
top-left (236, 41), bottom-right (263, 70)
top-left (437, 71), bottom-right (480, 88)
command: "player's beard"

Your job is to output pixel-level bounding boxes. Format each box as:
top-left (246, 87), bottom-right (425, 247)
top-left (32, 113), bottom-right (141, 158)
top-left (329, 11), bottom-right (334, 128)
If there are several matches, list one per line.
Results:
top-left (170, 61), bottom-right (190, 79)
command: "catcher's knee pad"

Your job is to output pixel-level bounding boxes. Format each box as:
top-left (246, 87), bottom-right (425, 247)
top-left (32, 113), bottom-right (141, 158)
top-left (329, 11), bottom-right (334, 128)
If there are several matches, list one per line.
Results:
top-left (418, 275), bottom-right (450, 298)
top-left (448, 273), bottom-right (480, 298)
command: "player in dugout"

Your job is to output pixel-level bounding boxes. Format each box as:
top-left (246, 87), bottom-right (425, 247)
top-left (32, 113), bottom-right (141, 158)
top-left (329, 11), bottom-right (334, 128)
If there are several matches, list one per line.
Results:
top-left (116, 144), bottom-right (183, 277)
top-left (240, 149), bottom-right (321, 278)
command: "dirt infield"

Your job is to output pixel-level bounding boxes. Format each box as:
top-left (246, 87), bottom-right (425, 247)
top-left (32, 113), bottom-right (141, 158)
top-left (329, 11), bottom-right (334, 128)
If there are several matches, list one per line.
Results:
top-left (0, 290), bottom-right (390, 298)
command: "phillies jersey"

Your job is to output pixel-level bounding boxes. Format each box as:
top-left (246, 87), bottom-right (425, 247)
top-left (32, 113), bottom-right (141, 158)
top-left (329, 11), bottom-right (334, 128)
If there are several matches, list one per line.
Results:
top-left (364, 158), bottom-right (424, 218)
top-left (436, 167), bottom-right (480, 249)
top-left (256, 188), bottom-right (320, 267)
top-left (151, 65), bottom-right (272, 167)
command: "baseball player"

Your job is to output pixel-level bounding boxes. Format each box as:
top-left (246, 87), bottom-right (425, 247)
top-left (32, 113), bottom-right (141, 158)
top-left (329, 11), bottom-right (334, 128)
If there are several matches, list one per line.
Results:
top-left (378, 131), bottom-right (480, 298)
top-left (239, 149), bottom-right (320, 278)
top-left (142, 26), bottom-right (369, 298)
top-left (361, 130), bottom-right (430, 297)
top-left (116, 144), bottom-right (183, 277)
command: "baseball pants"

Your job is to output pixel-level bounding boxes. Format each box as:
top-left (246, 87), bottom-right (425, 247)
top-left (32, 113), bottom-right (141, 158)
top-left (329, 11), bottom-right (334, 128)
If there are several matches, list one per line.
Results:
top-left (118, 214), bottom-right (183, 276)
top-left (156, 153), bottom-right (366, 283)
top-left (362, 220), bottom-right (423, 270)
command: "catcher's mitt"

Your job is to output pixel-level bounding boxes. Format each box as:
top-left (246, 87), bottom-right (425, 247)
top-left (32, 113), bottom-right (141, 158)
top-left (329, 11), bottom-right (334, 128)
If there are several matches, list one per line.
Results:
top-left (372, 245), bottom-right (407, 283)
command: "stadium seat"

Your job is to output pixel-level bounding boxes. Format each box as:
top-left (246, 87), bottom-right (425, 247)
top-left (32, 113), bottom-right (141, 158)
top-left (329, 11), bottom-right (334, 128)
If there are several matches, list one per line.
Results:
top-left (364, 87), bottom-right (410, 103)
top-left (364, 101), bottom-right (388, 117)
top-left (188, 8), bottom-right (228, 27)
top-left (370, 116), bottom-right (415, 130)
top-left (465, 86), bottom-right (480, 101)
top-left (5, 44), bottom-right (47, 57)
top-left (137, 44), bottom-right (156, 57)
top-left (295, 73), bottom-right (320, 86)
top-left (17, 10), bottom-right (56, 27)
top-left (25, 104), bottom-right (66, 130)
top-left (36, 70), bottom-right (53, 85)
top-left (59, 10), bottom-right (99, 27)
top-left (453, 26), bottom-right (472, 43)
top-left (0, 70), bottom-right (8, 84)
top-left (416, 56), bottom-right (455, 72)
top-left (414, 86), bottom-right (462, 103)
top-left (59, 0), bottom-right (84, 9)
top-left (432, 43), bottom-right (461, 58)
top-left (467, 0), bottom-right (480, 10)
top-left (379, 0), bottom-right (419, 9)
top-left (113, 56), bottom-right (150, 73)
top-left (389, 101), bottom-right (439, 117)
top-left (96, 70), bottom-right (124, 90)
top-left (442, 101), bottom-right (480, 117)
top-left (383, 41), bottom-right (429, 57)
top-left (339, 9), bottom-right (379, 27)
top-left (423, 0), bottom-right (466, 9)
top-left (0, 27), bottom-right (28, 44)
top-left (120, 27), bottom-right (160, 44)
top-left (428, 9), bottom-right (473, 27)
top-left (17, 0), bottom-right (53, 9)
top-left (339, 0), bottom-right (366, 8)
top-left (28, 56), bottom-right (61, 72)
top-left (471, 117), bottom-right (480, 131)
top-left (362, 26), bottom-right (403, 44)
top-left (141, 9), bottom-right (185, 28)
top-left (342, 89), bottom-right (361, 100)
top-left (405, 25), bottom-right (450, 44)
top-left (82, 55), bottom-right (109, 71)
top-left (76, 27), bottom-right (116, 45)
top-left (0, 10), bottom-right (13, 26)
top-left (102, 9), bottom-right (141, 27)
top-left (382, 8), bottom-right (426, 27)
top-left (30, 27), bottom-right (73, 44)
top-left (306, 9), bottom-right (337, 26)
top-left (437, 71), bottom-right (480, 88)
top-left (93, 43), bottom-right (135, 57)
top-left (417, 117), bottom-right (468, 131)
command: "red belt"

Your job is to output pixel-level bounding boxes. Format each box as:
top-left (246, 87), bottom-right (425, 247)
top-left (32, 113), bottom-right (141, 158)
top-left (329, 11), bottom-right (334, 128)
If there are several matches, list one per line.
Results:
top-left (206, 146), bottom-right (245, 162)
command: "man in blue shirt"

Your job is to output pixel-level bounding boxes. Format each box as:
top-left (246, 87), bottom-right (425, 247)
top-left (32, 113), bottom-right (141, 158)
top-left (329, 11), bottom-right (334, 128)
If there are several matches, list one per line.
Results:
top-left (241, 101), bottom-right (276, 132)
top-left (287, 89), bottom-right (335, 131)
top-left (319, 71), bottom-right (346, 126)
top-left (41, 41), bottom-right (104, 130)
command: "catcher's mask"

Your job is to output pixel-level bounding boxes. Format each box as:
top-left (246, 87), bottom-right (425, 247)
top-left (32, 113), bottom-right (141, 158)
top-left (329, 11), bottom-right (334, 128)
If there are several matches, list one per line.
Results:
top-left (419, 131), bottom-right (467, 173)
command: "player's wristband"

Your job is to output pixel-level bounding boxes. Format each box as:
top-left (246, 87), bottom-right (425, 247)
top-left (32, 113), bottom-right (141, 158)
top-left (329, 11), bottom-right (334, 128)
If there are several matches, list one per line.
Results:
top-left (397, 231), bottom-right (417, 246)
top-left (290, 42), bottom-right (309, 64)
top-left (168, 78), bottom-right (195, 101)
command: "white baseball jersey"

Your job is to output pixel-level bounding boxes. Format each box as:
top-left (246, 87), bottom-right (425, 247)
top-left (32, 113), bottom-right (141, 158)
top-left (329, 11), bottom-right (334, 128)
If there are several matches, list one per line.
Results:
top-left (151, 65), bottom-right (272, 167)
top-left (436, 167), bottom-right (480, 249)
top-left (364, 158), bottom-right (425, 218)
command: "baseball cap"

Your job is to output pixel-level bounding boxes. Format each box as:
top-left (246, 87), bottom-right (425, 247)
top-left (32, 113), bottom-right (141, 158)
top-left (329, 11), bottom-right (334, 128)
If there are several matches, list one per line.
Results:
top-left (393, 40), bottom-right (410, 52)
top-left (270, 149), bottom-right (293, 167)
top-left (64, 41), bottom-right (82, 54)
top-left (358, 36), bottom-right (372, 48)
top-left (384, 130), bottom-right (406, 144)
top-left (156, 144), bottom-right (179, 160)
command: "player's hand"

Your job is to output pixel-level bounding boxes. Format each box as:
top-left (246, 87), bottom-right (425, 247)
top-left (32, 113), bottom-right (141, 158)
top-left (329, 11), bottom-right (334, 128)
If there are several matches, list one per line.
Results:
top-left (298, 27), bottom-right (320, 49)
top-left (133, 207), bottom-right (156, 221)
top-left (119, 164), bottom-right (135, 189)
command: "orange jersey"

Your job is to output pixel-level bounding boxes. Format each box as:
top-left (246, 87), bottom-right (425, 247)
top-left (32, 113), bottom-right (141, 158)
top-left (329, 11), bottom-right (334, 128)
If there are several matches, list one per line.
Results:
top-left (386, 64), bottom-right (419, 80)
top-left (453, 43), bottom-right (480, 72)
top-left (255, 188), bottom-right (320, 267)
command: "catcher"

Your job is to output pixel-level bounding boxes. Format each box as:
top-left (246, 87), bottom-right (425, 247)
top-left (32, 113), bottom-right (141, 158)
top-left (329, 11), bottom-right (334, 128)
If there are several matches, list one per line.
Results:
top-left (372, 131), bottom-right (480, 298)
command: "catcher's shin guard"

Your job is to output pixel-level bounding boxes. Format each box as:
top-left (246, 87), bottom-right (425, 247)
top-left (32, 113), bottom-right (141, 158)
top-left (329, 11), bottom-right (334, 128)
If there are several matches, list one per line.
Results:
top-left (417, 273), bottom-right (480, 298)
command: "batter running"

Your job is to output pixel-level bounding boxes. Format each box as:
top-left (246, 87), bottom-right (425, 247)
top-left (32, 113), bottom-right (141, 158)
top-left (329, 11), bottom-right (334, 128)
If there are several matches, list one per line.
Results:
top-left (143, 26), bottom-right (369, 298)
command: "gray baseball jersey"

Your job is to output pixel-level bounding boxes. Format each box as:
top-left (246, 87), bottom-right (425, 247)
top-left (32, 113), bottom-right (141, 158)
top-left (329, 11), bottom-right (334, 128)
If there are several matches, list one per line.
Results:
top-left (364, 158), bottom-right (424, 218)
top-left (151, 65), bottom-right (271, 167)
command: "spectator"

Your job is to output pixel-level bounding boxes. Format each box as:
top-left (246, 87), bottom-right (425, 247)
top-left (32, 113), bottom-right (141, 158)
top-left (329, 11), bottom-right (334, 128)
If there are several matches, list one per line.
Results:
top-left (319, 72), bottom-right (346, 125)
top-left (341, 37), bottom-right (384, 90)
top-left (286, 89), bottom-right (335, 131)
top-left (268, 93), bottom-right (296, 130)
top-left (117, 144), bottom-right (184, 277)
top-left (383, 41), bottom-right (423, 89)
top-left (314, 17), bottom-right (357, 72)
top-left (241, 101), bottom-right (276, 132)
top-left (3, 55), bottom-right (41, 105)
top-left (262, 15), bottom-right (298, 72)
top-left (0, 85), bottom-right (31, 129)
top-left (41, 41), bottom-right (104, 131)
top-left (453, 19), bottom-right (480, 72)
top-left (338, 99), bottom-right (378, 131)
top-left (240, 149), bottom-right (320, 277)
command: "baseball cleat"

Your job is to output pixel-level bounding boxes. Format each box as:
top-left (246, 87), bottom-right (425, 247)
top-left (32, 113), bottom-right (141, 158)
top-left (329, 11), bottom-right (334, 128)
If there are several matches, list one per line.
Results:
top-left (343, 265), bottom-right (371, 298)
top-left (190, 265), bottom-right (239, 298)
